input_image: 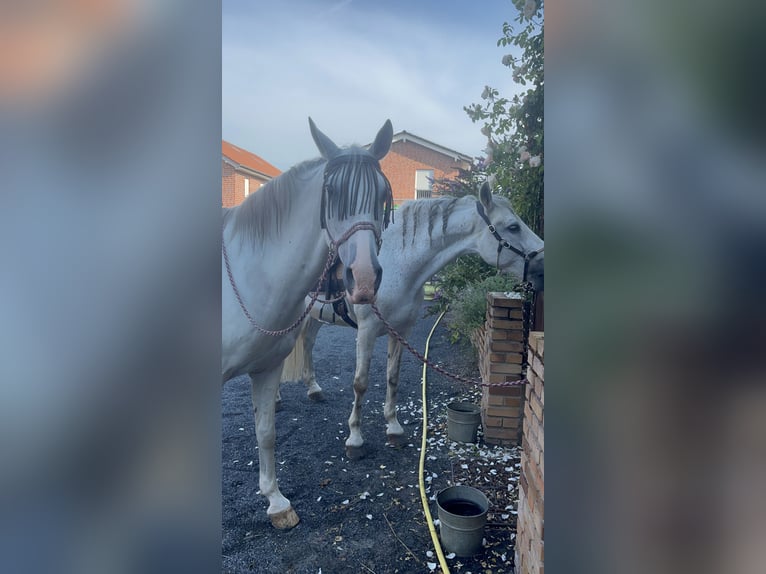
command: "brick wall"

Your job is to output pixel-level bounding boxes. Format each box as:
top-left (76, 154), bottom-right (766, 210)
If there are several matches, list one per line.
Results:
top-left (222, 161), bottom-right (238, 207)
top-left (472, 292), bottom-right (526, 446)
top-left (380, 140), bottom-right (470, 205)
top-left (515, 331), bottom-right (544, 574)
top-left (222, 161), bottom-right (271, 207)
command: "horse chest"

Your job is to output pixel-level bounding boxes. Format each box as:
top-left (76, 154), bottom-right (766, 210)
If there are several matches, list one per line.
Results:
top-left (223, 330), bottom-right (298, 380)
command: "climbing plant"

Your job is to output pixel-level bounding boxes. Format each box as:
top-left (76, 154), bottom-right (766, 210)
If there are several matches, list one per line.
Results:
top-left (464, 0), bottom-right (544, 238)
top-left (428, 1), bottom-right (544, 341)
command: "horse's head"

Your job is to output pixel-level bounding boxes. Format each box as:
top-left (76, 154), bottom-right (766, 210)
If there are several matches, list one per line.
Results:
top-left (309, 118), bottom-right (394, 304)
top-left (475, 181), bottom-right (544, 291)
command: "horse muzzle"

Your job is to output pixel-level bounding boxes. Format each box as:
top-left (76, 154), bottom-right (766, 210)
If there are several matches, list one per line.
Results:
top-left (338, 233), bottom-right (382, 305)
top-left (344, 257), bottom-right (382, 304)
top-left (527, 252), bottom-right (544, 292)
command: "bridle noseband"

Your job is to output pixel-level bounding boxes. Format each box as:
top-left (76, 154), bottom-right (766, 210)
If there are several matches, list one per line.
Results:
top-left (475, 201), bottom-right (543, 283)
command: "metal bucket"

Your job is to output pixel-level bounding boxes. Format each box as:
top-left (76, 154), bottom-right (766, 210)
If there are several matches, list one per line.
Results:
top-left (436, 485), bottom-right (489, 557)
top-left (446, 402), bottom-right (481, 443)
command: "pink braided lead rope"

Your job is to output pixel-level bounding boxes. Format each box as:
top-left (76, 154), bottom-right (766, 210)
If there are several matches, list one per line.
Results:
top-left (371, 302), bottom-right (528, 389)
top-left (223, 222), bottom-right (380, 337)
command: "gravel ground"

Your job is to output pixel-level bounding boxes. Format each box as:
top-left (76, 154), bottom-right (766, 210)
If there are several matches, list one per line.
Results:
top-left (222, 301), bottom-right (521, 573)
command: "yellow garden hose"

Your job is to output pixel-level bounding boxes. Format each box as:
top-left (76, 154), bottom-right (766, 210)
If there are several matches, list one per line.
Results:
top-left (418, 309), bottom-right (451, 574)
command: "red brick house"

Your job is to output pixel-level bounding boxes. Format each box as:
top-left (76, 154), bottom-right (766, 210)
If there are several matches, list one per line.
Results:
top-left (378, 131), bottom-right (473, 206)
top-left (222, 140), bottom-right (282, 207)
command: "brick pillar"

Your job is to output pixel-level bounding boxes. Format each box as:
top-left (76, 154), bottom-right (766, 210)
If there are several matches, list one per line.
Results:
top-left (478, 292), bottom-right (526, 446)
top-left (515, 332), bottom-right (544, 574)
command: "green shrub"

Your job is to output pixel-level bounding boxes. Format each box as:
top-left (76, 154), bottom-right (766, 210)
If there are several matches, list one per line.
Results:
top-left (428, 255), bottom-right (496, 315)
top-left (445, 273), bottom-right (524, 343)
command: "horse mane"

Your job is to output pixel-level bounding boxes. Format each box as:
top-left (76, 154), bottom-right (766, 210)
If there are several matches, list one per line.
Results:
top-left (395, 195), bottom-right (464, 248)
top-left (227, 157), bottom-right (326, 244)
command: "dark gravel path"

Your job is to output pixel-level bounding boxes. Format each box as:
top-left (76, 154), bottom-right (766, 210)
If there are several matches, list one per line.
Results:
top-left (222, 301), bottom-right (520, 573)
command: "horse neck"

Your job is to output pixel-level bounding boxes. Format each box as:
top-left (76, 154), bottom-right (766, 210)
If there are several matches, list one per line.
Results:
top-left (225, 165), bottom-right (329, 287)
top-left (384, 197), bottom-right (482, 286)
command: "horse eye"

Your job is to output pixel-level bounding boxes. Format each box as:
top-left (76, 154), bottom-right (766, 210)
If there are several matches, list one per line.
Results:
top-left (507, 223), bottom-right (521, 233)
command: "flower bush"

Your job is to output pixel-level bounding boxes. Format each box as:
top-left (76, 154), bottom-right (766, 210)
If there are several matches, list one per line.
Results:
top-left (429, 1), bottom-right (544, 344)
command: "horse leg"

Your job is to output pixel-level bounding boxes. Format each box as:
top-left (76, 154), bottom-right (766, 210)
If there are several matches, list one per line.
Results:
top-left (345, 327), bottom-right (375, 460)
top-left (301, 317), bottom-right (325, 401)
top-left (384, 335), bottom-right (405, 446)
top-left (250, 369), bottom-right (299, 529)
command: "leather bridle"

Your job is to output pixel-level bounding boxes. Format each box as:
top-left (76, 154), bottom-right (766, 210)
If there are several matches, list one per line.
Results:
top-left (475, 201), bottom-right (543, 283)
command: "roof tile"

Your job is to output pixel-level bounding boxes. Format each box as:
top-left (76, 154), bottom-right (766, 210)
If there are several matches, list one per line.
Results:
top-left (222, 140), bottom-right (281, 178)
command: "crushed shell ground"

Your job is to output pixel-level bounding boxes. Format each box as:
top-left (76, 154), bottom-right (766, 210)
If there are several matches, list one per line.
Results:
top-left (222, 302), bottom-right (523, 573)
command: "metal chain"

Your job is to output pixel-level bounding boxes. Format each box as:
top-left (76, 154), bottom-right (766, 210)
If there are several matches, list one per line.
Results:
top-left (371, 301), bottom-right (529, 389)
top-left (309, 259), bottom-right (352, 305)
top-left (313, 292), bottom-right (347, 305)
top-left (223, 221), bottom-right (380, 337)
top-left (521, 283), bottom-right (537, 372)
top-left (223, 239), bottom-right (335, 336)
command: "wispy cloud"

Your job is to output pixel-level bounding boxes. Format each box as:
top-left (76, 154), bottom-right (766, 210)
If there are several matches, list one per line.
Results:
top-left (326, 0), bottom-right (353, 15)
top-left (223, 1), bottom-right (521, 170)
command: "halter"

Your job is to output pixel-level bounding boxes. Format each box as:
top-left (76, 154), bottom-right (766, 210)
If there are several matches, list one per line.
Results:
top-left (475, 200), bottom-right (543, 283)
top-left (222, 222), bottom-right (369, 336)
top-left (319, 153), bottom-right (394, 251)
top-left (223, 153), bottom-right (393, 336)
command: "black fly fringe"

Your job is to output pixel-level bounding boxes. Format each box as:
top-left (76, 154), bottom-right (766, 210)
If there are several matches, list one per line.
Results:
top-left (321, 153), bottom-right (393, 231)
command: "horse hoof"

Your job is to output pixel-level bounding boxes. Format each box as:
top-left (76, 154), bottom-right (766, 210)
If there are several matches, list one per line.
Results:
top-left (308, 390), bottom-right (325, 402)
top-left (269, 506), bottom-right (300, 529)
top-left (386, 434), bottom-right (406, 448)
top-left (345, 445), bottom-right (366, 460)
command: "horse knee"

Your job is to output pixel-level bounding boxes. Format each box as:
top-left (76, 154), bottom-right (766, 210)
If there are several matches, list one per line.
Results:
top-left (352, 376), bottom-right (368, 395)
top-left (255, 427), bottom-right (276, 450)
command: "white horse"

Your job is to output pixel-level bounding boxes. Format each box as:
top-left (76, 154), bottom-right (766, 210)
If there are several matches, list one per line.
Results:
top-left (222, 118), bottom-right (394, 528)
top-left (281, 181), bottom-right (544, 458)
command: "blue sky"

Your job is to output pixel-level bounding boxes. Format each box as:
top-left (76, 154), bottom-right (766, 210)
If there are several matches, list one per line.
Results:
top-left (222, 0), bottom-right (523, 170)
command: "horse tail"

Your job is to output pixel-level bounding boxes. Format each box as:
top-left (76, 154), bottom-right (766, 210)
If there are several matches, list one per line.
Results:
top-left (280, 328), bottom-right (307, 384)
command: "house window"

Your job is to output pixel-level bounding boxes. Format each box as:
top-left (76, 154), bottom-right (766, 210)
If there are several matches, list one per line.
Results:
top-left (415, 169), bottom-right (433, 199)
top-left (244, 177), bottom-right (250, 197)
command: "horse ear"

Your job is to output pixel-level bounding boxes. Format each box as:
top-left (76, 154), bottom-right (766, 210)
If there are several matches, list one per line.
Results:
top-left (479, 180), bottom-right (493, 211)
top-left (309, 117), bottom-right (341, 160)
top-left (368, 119), bottom-right (393, 160)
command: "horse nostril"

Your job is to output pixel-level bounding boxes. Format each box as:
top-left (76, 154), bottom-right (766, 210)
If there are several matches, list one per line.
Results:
top-left (345, 267), bottom-right (355, 292)
top-left (374, 263), bottom-right (382, 292)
